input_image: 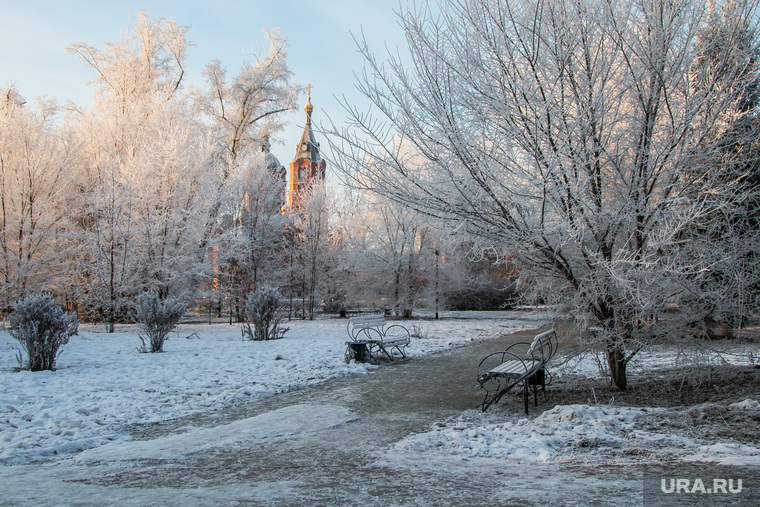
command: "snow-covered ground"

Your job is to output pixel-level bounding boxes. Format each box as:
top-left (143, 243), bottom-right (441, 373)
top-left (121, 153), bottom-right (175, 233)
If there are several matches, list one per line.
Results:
top-left (2, 311), bottom-right (759, 505)
top-left (0, 311), bottom-right (543, 465)
top-left (386, 399), bottom-right (760, 468)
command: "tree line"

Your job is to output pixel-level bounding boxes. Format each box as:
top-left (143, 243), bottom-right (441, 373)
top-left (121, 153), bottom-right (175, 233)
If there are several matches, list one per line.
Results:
top-left (0, 13), bottom-right (509, 328)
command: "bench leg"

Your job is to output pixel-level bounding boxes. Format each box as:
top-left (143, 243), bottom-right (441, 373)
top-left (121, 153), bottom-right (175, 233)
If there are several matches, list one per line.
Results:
top-left (378, 344), bottom-right (393, 361)
top-left (377, 343), bottom-right (408, 361)
top-left (366, 343), bottom-right (379, 364)
top-left (481, 392), bottom-right (496, 412)
top-left (483, 385), bottom-right (511, 412)
top-left (528, 369), bottom-right (545, 407)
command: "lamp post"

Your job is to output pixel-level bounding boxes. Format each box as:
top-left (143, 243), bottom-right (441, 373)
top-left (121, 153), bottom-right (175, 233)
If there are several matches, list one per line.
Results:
top-left (434, 248), bottom-right (440, 320)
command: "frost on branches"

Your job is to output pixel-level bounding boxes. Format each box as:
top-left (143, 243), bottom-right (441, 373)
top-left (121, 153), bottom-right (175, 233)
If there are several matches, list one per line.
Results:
top-left (135, 291), bottom-right (186, 353)
top-left (242, 286), bottom-right (288, 341)
top-left (0, 13), bottom-right (299, 330)
top-left (9, 293), bottom-right (79, 371)
top-left (329, 0), bottom-right (760, 390)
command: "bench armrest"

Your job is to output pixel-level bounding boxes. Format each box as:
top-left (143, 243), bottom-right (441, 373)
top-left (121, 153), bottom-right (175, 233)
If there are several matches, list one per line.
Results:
top-left (531, 332), bottom-right (558, 365)
top-left (351, 326), bottom-right (383, 342)
top-left (383, 324), bottom-right (410, 341)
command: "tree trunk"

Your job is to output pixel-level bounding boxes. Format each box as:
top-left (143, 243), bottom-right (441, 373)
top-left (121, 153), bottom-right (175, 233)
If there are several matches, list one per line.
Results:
top-left (607, 348), bottom-right (627, 391)
top-left (108, 239), bottom-right (116, 334)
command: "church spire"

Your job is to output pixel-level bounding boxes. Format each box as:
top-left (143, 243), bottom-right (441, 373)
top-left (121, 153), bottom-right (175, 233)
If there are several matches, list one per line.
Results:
top-left (288, 86), bottom-right (327, 209)
top-left (293, 83), bottom-right (321, 164)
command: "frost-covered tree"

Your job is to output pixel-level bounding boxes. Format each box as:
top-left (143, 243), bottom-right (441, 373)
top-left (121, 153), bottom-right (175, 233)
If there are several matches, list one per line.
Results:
top-left (287, 180), bottom-right (340, 320)
top-left (688, 0), bottom-right (760, 335)
top-left (337, 189), bottom-right (434, 317)
top-left (692, 0), bottom-right (760, 226)
top-left (336, 187), bottom-right (518, 314)
top-left (67, 13), bottom-right (211, 329)
top-left (329, 0), bottom-right (760, 390)
top-left (195, 31), bottom-right (299, 251)
top-left (440, 245), bottom-right (521, 311)
top-left (0, 88), bottom-right (77, 312)
top-left (210, 149), bottom-right (289, 321)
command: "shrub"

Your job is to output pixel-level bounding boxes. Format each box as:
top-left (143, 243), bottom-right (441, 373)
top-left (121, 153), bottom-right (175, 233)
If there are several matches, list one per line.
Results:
top-left (135, 291), bottom-right (186, 353)
top-left (242, 286), bottom-right (288, 341)
top-left (9, 293), bottom-right (79, 371)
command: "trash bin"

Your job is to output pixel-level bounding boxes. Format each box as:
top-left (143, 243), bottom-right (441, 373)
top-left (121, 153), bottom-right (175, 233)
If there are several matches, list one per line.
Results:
top-left (348, 342), bottom-right (368, 363)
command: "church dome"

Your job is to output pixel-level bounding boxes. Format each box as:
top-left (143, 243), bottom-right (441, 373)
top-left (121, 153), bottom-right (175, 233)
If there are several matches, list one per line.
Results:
top-left (265, 151), bottom-right (284, 173)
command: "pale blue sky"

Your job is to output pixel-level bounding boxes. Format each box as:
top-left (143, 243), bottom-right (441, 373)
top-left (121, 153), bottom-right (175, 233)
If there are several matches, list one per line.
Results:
top-left (0, 0), bottom-right (407, 172)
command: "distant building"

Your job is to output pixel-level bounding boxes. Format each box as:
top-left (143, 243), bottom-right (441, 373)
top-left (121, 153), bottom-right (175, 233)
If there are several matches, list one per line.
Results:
top-left (262, 135), bottom-right (287, 183)
top-left (238, 133), bottom-right (287, 222)
top-left (259, 133), bottom-right (287, 211)
top-left (287, 88), bottom-right (326, 209)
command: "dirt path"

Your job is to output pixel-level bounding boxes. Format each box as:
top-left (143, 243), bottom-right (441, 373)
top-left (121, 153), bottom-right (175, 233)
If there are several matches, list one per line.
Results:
top-left (0, 328), bottom-right (654, 505)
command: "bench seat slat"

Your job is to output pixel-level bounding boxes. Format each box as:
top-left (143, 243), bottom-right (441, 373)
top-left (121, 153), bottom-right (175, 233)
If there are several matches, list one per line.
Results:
top-left (489, 359), bottom-right (540, 376)
top-left (382, 337), bottom-right (409, 345)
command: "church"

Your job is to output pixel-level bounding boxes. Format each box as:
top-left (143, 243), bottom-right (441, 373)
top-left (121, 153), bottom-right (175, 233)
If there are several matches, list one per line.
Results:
top-left (260, 88), bottom-right (326, 210)
top-left (213, 91), bottom-right (327, 313)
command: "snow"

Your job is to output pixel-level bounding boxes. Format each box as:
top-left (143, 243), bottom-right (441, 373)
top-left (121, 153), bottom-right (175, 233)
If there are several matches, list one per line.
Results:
top-left (1, 310), bottom-right (759, 505)
top-left (389, 404), bottom-right (652, 462)
top-left (730, 398), bottom-right (760, 410)
top-left (386, 402), bottom-right (760, 466)
top-left (0, 312), bottom-right (541, 465)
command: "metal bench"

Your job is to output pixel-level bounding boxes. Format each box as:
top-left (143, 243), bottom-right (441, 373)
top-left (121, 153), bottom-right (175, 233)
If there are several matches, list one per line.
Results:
top-left (477, 329), bottom-right (558, 414)
top-left (344, 314), bottom-right (410, 363)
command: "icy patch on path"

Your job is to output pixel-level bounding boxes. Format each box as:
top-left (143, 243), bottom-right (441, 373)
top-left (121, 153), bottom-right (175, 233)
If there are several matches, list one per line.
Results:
top-left (76, 404), bottom-right (356, 463)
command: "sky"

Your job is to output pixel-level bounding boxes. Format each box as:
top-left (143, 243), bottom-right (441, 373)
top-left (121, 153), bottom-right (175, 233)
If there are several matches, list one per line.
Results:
top-left (0, 0), bottom-right (408, 176)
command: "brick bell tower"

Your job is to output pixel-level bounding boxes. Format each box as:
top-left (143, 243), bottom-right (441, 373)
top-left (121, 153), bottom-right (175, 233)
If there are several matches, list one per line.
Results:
top-left (287, 85), bottom-right (327, 209)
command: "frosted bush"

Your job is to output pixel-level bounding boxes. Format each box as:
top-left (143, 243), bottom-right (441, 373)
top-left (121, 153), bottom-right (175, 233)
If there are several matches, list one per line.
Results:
top-left (242, 286), bottom-right (288, 341)
top-left (135, 291), bottom-right (186, 353)
top-left (9, 293), bottom-right (79, 371)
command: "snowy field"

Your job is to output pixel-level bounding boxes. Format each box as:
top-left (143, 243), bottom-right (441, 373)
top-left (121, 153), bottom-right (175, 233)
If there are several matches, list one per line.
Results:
top-left (0, 311), bottom-right (544, 465)
top-left (2, 310), bottom-right (759, 505)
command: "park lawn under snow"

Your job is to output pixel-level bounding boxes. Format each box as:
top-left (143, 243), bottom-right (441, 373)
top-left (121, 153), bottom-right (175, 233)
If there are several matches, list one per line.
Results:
top-left (2, 310), bottom-right (759, 470)
top-left (384, 400), bottom-right (760, 469)
top-left (0, 311), bottom-right (543, 465)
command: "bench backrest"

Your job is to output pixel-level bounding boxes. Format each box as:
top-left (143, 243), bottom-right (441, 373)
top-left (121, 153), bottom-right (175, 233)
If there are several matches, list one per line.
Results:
top-left (526, 329), bottom-right (557, 363)
top-left (349, 314), bottom-right (386, 329)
